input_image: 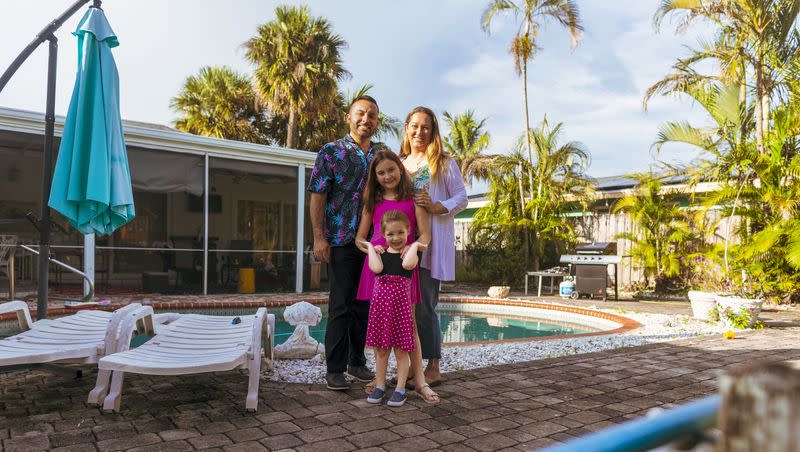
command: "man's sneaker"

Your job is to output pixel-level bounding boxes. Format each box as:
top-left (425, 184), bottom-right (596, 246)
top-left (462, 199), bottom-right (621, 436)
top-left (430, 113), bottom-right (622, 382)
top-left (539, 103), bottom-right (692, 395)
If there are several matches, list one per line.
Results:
top-left (325, 372), bottom-right (350, 391)
top-left (387, 390), bottom-right (407, 407)
top-left (366, 387), bottom-right (386, 404)
top-left (346, 365), bottom-right (375, 383)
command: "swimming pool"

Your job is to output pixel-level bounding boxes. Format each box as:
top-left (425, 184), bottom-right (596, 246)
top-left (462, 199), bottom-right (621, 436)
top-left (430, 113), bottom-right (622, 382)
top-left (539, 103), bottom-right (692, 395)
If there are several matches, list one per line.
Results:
top-left (0, 298), bottom-right (639, 344)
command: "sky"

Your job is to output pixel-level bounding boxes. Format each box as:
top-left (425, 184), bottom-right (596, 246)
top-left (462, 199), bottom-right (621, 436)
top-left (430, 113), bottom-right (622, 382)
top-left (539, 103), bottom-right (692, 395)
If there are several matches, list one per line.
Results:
top-left (0, 0), bottom-right (716, 186)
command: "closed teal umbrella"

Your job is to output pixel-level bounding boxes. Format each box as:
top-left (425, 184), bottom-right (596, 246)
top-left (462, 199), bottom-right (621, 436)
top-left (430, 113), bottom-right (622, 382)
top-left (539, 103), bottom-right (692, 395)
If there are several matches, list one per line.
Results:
top-left (49, 6), bottom-right (134, 236)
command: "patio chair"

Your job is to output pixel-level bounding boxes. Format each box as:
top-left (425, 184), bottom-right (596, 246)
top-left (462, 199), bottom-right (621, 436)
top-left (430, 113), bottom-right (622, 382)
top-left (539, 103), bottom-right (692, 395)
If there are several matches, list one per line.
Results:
top-left (92, 308), bottom-right (274, 412)
top-left (0, 301), bottom-right (154, 372)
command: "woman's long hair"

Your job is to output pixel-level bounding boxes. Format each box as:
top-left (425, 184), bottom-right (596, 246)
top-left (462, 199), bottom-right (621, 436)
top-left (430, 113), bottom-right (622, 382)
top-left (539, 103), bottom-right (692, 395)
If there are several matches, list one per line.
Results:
top-left (399, 106), bottom-right (447, 181)
top-left (362, 150), bottom-right (413, 214)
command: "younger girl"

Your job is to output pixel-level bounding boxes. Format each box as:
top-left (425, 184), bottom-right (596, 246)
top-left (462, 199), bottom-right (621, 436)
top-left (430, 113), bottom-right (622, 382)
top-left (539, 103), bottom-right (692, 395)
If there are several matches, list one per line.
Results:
top-left (355, 150), bottom-right (429, 309)
top-left (360, 210), bottom-right (426, 406)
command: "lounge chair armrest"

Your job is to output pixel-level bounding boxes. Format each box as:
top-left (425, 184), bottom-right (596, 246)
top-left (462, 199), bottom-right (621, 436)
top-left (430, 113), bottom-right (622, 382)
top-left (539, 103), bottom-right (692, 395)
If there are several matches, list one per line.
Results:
top-left (0, 300), bottom-right (33, 332)
top-left (251, 308), bottom-right (268, 358)
top-left (109, 305), bottom-right (155, 355)
top-left (102, 303), bottom-right (143, 355)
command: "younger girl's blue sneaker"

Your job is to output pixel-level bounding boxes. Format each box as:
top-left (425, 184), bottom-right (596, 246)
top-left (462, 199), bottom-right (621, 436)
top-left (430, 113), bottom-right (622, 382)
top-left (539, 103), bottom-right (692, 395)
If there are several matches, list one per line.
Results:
top-left (387, 390), bottom-right (407, 407)
top-left (367, 387), bottom-right (386, 404)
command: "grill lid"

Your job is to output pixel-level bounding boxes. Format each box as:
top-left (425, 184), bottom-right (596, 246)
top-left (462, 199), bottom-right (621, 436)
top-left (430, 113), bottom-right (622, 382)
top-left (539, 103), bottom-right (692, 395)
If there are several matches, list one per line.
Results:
top-left (575, 242), bottom-right (617, 255)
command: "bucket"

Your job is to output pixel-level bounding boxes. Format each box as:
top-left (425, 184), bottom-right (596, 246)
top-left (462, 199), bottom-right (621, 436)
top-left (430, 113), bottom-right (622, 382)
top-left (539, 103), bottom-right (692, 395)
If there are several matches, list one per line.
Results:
top-left (559, 280), bottom-right (575, 298)
top-left (237, 267), bottom-right (255, 294)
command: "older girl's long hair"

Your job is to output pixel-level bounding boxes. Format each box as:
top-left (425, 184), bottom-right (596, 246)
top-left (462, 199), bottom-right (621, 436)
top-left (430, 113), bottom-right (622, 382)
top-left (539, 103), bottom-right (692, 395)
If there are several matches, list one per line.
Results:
top-left (362, 150), bottom-right (414, 214)
top-left (399, 106), bottom-right (447, 181)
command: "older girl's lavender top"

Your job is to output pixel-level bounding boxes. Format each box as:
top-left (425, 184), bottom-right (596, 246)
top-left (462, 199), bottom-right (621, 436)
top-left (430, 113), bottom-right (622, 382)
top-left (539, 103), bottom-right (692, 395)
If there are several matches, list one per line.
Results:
top-left (408, 158), bottom-right (468, 281)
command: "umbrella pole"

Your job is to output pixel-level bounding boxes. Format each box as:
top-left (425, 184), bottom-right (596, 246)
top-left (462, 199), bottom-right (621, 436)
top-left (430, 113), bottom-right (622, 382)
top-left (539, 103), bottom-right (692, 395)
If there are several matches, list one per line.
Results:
top-left (36, 37), bottom-right (58, 320)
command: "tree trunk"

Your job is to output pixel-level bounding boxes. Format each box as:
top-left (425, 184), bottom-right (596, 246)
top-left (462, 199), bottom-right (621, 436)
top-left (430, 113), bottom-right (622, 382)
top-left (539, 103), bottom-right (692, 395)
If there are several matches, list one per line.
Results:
top-left (286, 107), bottom-right (297, 149)
top-left (738, 65), bottom-right (747, 146)
top-left (754, 60), bottom-right (764, 154)
top-left (521, 60), bottom-right (534, 203)
top-left (761, 92), bottom-right (769, 143)
top-left (718, 361), bottom-right (800, 451)
top-left (518, 164), bottom-right (529, 267)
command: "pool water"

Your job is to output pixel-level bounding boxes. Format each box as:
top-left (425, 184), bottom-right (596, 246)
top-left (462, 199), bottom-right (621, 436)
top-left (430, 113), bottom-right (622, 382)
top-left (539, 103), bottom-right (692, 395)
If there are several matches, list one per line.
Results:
top-left (274, 311), bottom-right (592, 344)
top-left (0, 305), bottom-right (594, 345)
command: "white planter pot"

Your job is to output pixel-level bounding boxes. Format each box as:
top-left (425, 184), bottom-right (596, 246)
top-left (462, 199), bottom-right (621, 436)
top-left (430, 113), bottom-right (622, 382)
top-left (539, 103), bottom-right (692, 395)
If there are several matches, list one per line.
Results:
top-left (716, 296), bottom-right (764, 328)
top-left (687, 290), bottom-right (717, 320)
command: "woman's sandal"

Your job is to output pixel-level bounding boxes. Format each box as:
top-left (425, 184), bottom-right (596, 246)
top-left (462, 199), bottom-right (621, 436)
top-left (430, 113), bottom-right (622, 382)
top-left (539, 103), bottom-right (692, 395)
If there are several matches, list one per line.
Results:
top-left (364, 378), bottom-right (377, 395)
top-left (416, 383), bottom-right (440, 405)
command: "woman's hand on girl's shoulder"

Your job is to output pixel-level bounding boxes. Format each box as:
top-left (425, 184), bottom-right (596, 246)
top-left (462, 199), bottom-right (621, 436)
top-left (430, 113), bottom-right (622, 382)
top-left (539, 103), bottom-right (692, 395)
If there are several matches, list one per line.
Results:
top-left (415, 241), bottom-right (429, 251)
top-left (373, 245), bottom-right (386, 254)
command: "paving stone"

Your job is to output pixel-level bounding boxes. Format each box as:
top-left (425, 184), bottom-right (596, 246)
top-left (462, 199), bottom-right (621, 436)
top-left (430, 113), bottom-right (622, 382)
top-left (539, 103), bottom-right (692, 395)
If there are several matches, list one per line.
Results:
top-left (222, 441), bottom-right (269, 451)
top-left (255, 411), bottom-right (293, 424)
top-left (96, 433), bottom-right (161, 452)
top-left (389, 423), bottom-right (430, 437)
top-left (471, 417), bottom-right (520, 433)
top-left (51, 444), bottom-right (100, 452)
top-left (341, 417), bottom-right (394, 434)
top-left (259, 433), bottom-right (304, 450)
top-left (294, 425), bottom-right (350, 443)
top-left (92, 422), bottom-right (136, 441)
top-left (128, 440), bottom-right (193, 452)
top-left (425, 429), bottom-right (468, 445)
top-left (225, 427), bottom-right (267, 442)
top-left (197, 421), bottom-right (237, 435)
top-left (382, 435), bottom-right (441, 451)
top-left (3, 434), bottom-right (51, 452)
top-left (348, 429), bottom-right (402, 448)
top-left (187, 433), bottom-right (234, 449)
top-left (158, 429), bottom-right (199, 441)
top-left (463, 433), bottom-right (520, 452)
top-left (261, 421), bottom-right (301, 435)
top-left (296, 438), bottom-right (356, 452)
top-left (48, 429), bottom-right (95, 448)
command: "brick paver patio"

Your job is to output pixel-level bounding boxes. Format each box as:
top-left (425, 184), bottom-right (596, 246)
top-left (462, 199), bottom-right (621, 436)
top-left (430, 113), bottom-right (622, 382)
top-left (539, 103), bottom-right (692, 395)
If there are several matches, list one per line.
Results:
top-left (2, 321), bottom-right (798, 451)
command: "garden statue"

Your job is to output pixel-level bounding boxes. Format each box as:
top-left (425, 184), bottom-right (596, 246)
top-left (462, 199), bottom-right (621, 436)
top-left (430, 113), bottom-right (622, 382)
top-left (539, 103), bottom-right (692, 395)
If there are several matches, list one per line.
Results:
top-left (274, 301), bottom-right (325, 359)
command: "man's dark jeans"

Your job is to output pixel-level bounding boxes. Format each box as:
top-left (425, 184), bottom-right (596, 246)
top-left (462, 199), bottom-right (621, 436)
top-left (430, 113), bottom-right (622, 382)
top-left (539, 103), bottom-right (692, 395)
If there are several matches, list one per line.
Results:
top-left (325, 242), bottom-right (368, 373)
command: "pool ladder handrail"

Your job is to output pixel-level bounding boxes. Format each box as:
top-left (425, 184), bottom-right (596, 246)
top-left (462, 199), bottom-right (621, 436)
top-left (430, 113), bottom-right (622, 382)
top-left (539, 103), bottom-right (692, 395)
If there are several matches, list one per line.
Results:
top-left (18, 244), bottom-right (94, 304)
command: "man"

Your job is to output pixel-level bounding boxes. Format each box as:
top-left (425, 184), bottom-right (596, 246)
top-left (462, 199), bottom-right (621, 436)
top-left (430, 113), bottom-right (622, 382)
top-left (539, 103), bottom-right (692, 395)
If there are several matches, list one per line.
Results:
top-left (308, 95), bottom-right (381, 390)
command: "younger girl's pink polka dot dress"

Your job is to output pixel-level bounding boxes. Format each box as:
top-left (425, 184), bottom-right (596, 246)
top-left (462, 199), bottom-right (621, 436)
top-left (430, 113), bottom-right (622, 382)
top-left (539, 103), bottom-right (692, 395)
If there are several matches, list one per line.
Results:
top-left (365, 252), bottom-right (415, 352)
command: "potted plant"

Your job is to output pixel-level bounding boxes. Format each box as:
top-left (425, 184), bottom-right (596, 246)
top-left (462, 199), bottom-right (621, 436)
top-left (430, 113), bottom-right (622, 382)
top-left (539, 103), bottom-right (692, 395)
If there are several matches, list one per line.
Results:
top-left (715, 269), bottom-right (764, 329)
top-left (686, 255), bottom-right (725, 320)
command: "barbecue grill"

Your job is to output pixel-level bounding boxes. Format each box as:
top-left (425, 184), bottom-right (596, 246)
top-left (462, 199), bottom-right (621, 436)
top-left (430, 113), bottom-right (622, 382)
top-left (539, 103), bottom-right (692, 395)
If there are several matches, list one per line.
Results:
top-left (560, 242), bottom-right (620, 301)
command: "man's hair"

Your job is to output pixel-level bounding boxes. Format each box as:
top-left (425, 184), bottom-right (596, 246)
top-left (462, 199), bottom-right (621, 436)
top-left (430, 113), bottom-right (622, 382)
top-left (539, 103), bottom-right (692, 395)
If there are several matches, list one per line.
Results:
top-left (349, 95), bottom-right (379, 113)
top-left (380, 209), bottom-right (410, 234)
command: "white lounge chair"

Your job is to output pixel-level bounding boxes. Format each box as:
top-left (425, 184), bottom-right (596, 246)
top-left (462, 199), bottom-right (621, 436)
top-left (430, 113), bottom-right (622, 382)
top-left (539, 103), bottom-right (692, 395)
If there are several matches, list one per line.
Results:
top-left (93, 308), bottom-right (274, 412)
top-left (0, 300), bottom-right (154, 370)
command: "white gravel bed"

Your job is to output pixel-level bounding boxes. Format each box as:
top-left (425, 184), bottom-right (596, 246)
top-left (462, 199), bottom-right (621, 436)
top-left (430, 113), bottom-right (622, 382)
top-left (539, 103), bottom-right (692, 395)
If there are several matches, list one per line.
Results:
top-left (263, 305), bottom-right (724, 384)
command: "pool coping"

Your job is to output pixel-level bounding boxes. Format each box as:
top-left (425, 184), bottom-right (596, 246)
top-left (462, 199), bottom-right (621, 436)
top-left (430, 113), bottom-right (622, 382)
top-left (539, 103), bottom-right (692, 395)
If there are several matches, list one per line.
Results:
top-left (2, 296), bottom-right (641, 345)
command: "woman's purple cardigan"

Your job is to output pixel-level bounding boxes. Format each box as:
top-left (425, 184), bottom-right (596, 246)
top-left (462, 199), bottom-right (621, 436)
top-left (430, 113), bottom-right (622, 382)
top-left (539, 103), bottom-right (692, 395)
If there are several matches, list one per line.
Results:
top-left (420, 158), bottom-right (468, 281)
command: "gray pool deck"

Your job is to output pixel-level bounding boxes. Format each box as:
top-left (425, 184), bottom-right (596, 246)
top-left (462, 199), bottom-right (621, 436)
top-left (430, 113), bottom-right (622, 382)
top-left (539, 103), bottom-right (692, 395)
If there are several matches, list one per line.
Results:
top-left (2, 292), bottom-right (800, 451)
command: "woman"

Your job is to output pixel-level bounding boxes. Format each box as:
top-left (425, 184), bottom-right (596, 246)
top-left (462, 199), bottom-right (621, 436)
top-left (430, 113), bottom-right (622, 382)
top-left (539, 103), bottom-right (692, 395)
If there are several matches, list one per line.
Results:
top-left (400, 106), bottom-right (468, 389)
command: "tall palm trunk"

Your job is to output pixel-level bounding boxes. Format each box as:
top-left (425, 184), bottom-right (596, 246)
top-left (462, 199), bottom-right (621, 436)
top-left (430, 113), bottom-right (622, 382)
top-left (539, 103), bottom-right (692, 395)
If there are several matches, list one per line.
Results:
top-left (739, 63), bottom-right (747, 145)
top-left (521, 60), bottom-right (538, 271)
top-left (518, 163), bottom-right (529, 266)
top-left (521, 60), bottom-right (534, 203)
top-left (761, 93), bottom-right (769, 142)
top-left (286, 107), bottom-right (297, 149)
top-left (754, 60), bottom-right (765, 154)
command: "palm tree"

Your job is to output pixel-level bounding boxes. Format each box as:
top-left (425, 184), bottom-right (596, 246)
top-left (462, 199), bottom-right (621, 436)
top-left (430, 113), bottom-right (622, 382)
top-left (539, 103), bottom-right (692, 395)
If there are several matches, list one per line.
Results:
top-left (442, 110), bottom-right (495, 185)
top-left (652, 0), bottom-right (800, 153)
top-left (481, 0), bottom-right (583, 199)
top-left (525, 116), bottom-right (592, 269)
top-left (613, 173), bottom-right (697, 290)
top-left (244, 5), bottom-right (349, 149)
top-left (170, 66), bottom-right (268, 143)
top-left (474, 116), bottom-right (592, 271)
